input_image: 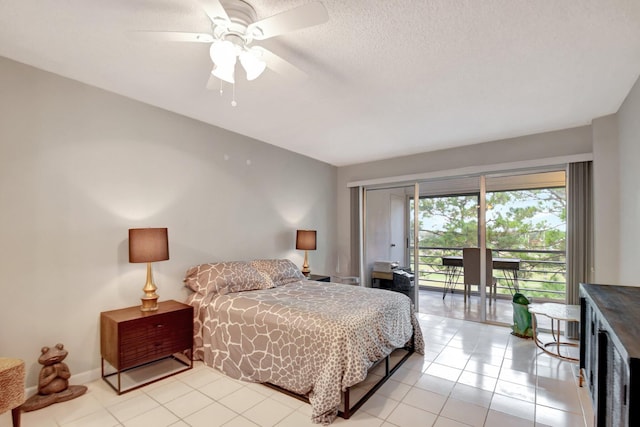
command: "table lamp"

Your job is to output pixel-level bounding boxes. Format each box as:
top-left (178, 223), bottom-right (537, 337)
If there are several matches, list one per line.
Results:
top-left (296, 230), bottom-right (316, 277)
top-left (129, 228), bottom-right (169, 312)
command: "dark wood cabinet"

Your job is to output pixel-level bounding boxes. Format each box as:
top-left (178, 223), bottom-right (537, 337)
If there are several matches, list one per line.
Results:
top-left (580, 284), bottom-right (640, 427)
top-left (372, 270), bottom-right (415, 305)
top-left (100, 300), bottom-right (193, 394)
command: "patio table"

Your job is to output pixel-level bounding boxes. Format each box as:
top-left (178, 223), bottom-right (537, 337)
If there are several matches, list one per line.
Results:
top-left (441, 256), bottom-right (520, 299)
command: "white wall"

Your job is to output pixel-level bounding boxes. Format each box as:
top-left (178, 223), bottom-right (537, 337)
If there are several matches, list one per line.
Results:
top-left (617, 74), bottom-right (640, 284)
top-left (0, 57), bottom-right (337, 387)
top-left (336, 127), bottom-right (593, 276)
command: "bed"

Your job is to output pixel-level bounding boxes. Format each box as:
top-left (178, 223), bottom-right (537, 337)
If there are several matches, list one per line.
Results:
top-left (185, 259), bottom-right (424, 424)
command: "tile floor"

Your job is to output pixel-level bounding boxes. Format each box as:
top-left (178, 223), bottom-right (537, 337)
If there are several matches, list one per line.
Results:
top-left (420, 287), bottom-right (515, 325)
top-left (1, 313), bottom-right (592, 427)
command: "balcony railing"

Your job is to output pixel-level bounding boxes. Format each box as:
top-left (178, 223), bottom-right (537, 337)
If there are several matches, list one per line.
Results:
top-left (410, 246), bottom-right (566, 301)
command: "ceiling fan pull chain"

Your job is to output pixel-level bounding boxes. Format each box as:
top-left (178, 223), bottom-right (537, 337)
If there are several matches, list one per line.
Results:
top-left (231, 82), bottom-right (237, 107)
top-left (219, 79), bottom-right (224, 95)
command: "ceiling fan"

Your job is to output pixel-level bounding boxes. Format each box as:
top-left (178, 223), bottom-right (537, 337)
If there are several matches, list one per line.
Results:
top-left (135, 0), bottom-right (329, 105)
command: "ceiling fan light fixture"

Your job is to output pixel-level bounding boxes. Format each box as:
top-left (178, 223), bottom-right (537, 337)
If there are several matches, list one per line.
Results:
top-left (212, 63), bottom-right (235, 84)
top-left (239, 50), bottom-right (266, 81)
top-left (209, 40), bottom-right (237, 67)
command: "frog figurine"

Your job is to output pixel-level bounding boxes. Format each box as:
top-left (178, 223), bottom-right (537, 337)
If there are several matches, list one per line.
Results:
top-left (21, 343), bottom-right (87, 412)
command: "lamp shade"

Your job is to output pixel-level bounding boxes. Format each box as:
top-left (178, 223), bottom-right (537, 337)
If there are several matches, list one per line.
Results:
top-left (129, 228), bottom-right (169, 263)
top-left (296, 230), bottom-right (316, 251)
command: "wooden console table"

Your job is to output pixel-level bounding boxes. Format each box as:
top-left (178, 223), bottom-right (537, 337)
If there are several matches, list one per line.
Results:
top-left (580, 283), bottom-right (640, 427)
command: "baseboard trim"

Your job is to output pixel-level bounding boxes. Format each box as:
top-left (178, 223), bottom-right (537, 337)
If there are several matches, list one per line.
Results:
top-left (24, 368), bottom-right (102, 396)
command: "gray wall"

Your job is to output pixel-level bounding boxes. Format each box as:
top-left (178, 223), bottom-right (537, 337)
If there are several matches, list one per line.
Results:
top-left (617, 73), bottom-right (640, 284)
top-left (591, 114), bottom-right (620, 283)
top-left (0, 57), bottom-right (337, 387)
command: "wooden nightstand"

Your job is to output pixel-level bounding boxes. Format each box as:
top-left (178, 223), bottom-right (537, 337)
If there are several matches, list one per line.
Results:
top-left (308, 274), bottom-right (330, 282)
top-left (100, 300), bottom-right (193, 394)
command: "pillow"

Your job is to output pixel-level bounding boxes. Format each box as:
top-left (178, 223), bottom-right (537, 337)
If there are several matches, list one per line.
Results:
top-left (249, 259), bottom-right (305, 286)
top-left (183, 261), bottom-right (275, 296)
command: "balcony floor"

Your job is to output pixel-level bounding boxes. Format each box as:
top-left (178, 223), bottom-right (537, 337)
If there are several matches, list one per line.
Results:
top-left (417, 287), bottom-right (558, 332)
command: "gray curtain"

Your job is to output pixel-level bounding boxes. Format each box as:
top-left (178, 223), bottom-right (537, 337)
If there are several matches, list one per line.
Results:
top-left (566, 161), bottom-right (593, 339)
top-left (350, 186), bottom-right (361, 278)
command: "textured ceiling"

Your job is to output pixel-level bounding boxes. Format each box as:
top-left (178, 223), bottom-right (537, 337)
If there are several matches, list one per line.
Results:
top-left (1, 0), bottom-right (639, 166)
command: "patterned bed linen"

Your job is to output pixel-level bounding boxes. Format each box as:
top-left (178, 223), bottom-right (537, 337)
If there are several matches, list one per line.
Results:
top-left (188, 280), bottom-right (424, 424)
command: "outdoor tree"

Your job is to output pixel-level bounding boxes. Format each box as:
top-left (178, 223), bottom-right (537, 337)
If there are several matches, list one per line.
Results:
top-left (411, 187), bottom-right (567, 299)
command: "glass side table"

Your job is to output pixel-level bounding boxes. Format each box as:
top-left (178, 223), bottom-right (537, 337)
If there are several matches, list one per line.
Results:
top-left (528, 303), bottom-right (580, 362)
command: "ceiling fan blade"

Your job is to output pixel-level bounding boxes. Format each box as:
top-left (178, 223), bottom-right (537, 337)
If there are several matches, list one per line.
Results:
top-left (199, 0), bottom-right (230, 24)
top-left (247, 1), bottom-right (328, 40)
top-left (253, 46), bottom-right (307, 80)
top-left (129, 31), bottom-right (214, 43)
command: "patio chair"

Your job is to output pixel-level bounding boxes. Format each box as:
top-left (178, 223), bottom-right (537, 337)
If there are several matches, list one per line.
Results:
top-left (463, 248), bottom-right (497, 305)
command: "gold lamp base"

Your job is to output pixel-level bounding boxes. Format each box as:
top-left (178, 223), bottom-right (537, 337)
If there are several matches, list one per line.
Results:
top-left (140, 262), bottom-right (159, 312)
top-left (140, 295), bottom-right (158, 312)
top-left (301, 250), bottom-right (311, 277)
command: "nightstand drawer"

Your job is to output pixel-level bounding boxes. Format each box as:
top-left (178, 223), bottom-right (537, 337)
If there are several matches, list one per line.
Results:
top-left (120, 329), bottom-right (192, 368)
top-left (120, 311), bottom-right (190, 344)
top-left (100, 300), bottom-right (193, 393)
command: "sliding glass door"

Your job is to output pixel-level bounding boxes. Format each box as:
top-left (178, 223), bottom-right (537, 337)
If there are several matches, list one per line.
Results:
top-left (485, 172), bottom-right (567, 303)
top-left (362, 169), bottom-right (567, 325)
